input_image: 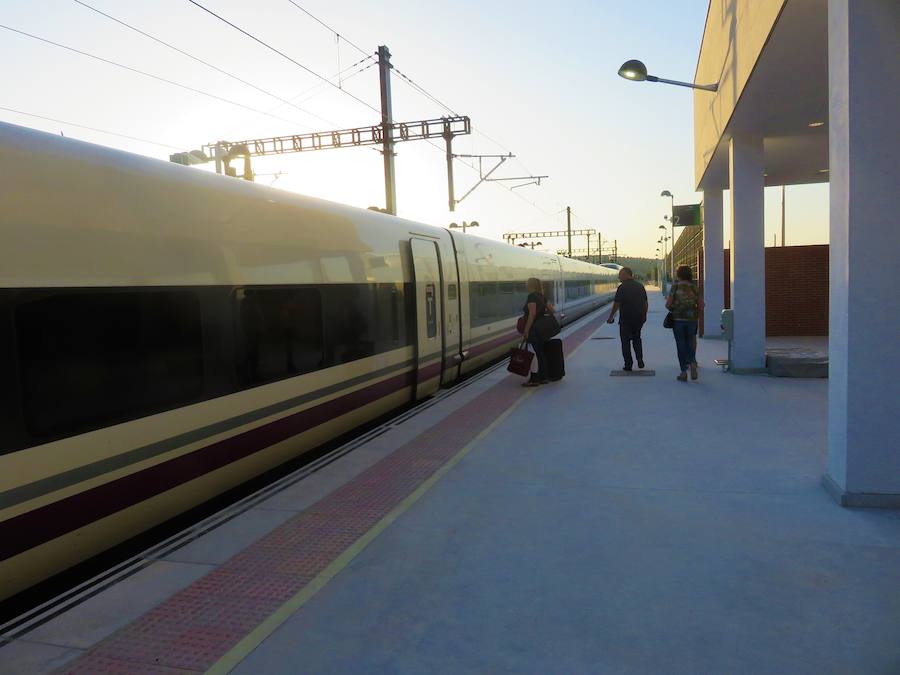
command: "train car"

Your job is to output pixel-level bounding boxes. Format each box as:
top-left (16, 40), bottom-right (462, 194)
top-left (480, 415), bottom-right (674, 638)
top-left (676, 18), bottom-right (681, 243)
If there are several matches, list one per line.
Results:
top-left (0, 122), bottom-right (617, 601)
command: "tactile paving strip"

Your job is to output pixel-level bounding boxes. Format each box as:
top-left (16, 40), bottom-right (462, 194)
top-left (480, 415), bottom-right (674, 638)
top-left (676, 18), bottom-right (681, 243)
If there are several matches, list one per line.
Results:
top-left (57, 311), bottom-right (608, 674)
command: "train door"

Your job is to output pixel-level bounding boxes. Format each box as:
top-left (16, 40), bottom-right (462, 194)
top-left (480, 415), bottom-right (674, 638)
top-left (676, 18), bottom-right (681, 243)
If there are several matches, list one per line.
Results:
top-left (410, 238), bottom-right (444, 400)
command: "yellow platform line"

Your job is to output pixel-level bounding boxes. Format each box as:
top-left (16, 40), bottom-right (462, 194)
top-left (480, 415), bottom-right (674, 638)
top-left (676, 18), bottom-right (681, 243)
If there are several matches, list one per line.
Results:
top-left (206, 390), bottom-right (534, 674)
top-left (207, 314), bottom-right (602, 674)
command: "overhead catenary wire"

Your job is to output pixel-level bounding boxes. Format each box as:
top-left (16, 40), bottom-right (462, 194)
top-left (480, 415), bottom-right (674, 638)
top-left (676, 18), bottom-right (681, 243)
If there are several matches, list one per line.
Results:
top-left (236, 0), bottom-right (553, 216)
top-left (284, 0), bottom-right (371, 59)
top-left (277, 0), bottom-right (545, 198)
top-left (71, 0), bottom-right (336, 128)
top-left (0, 105), bottom-right (181, 150)
top-left (54, 0), bottom-right (551, 215)
top-left (391, 65), bottom-right (542, 179)
top-left (0, 23), bottom-right (316, 129)
top-left (418, 136), bottom-right (552, 215)
top-left (186, 0), bottom-right (381, 115)
top-left (392, 67), bottom-right (460, 117)
top-left (213, 58), bottom-right (376, 141)
top-left (271, 57), bottom-right (375, 114)
top-left (389, 63), bottom-right (552, 206)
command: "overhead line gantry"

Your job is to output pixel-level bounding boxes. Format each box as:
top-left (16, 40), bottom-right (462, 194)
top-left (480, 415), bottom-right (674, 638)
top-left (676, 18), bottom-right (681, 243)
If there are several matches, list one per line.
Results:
top-left (502, 228), bottom-right (596, 258)
top-left (170, 45), bottom-right (547, 216)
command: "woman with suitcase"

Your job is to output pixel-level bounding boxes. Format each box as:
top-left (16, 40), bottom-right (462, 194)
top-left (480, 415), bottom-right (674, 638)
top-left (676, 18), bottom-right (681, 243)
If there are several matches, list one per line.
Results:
top-left (521, 277), bottom-right (550, 386)
top-left (521, 278), bottom-right (562, 386)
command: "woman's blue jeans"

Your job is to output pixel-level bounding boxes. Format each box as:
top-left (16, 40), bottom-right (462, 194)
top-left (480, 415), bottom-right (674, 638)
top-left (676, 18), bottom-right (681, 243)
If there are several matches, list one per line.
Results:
top-left (672, 320), bottom-right (698, 372)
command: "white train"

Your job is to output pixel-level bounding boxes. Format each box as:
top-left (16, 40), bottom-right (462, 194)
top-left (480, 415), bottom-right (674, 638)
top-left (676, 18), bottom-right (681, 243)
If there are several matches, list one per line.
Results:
top-left (0, 122), bottom-right (617, 601)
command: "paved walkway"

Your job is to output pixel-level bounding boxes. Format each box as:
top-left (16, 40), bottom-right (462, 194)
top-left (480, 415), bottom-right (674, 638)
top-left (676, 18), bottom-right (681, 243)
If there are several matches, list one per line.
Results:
top-left (4, 290), bottom-right (900, 674)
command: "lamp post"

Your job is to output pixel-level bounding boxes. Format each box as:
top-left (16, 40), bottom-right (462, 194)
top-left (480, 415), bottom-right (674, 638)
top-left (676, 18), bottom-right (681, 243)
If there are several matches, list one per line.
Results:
top-left (449, 221), bottom-right (480, 233)
top-left (661, 190), bottom-right (676, 280)
top-left (658, 225), bottom-right (668, 286)
top-left (658, 239), bottom-right (665, 290)
top-left (617, 59), bottom-right (718, 92)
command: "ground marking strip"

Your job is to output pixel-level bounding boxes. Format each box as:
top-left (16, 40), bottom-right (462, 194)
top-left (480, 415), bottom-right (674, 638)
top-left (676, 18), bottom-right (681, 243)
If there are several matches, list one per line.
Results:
top-left (206, 314), bottom-right (605, 674)
top-left (205, 387), bottom-right (536, 674)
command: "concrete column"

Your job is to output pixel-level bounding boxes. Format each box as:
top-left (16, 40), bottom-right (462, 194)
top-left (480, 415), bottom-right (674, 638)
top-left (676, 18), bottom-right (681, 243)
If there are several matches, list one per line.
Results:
top-left (702, 188), bottom-right (724, 337)
top-left (824, 0), bottom-right (900, 508)
top-left (728, 134), bottom-right (766, 372)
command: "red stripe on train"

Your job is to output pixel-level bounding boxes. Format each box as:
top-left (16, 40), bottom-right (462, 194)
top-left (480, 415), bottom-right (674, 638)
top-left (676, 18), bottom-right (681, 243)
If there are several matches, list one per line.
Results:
top-left (0, 370), bottom-right (415, 563)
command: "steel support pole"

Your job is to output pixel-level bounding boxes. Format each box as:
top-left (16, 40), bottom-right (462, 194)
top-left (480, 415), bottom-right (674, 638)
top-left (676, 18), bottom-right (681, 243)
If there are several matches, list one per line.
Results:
top-left (444, 128), bottom-right (455, 212)
top-left (566, 206), bottom-right (572, 257)
top-left (378, 45), bottom-right (397, 215)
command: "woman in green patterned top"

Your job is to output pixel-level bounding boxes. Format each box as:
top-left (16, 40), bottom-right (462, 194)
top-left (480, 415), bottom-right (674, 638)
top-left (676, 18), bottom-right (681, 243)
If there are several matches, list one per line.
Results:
top-left (666, 265), bottom-right (704, 381)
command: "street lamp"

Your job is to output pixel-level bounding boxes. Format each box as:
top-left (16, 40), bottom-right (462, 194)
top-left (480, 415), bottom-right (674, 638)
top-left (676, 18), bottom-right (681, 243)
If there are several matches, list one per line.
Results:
top-left (618, 59), bottom-right (718, 92)
top-left (655, 247), bottom-right (661, 286)
top-left (658, 226), bottom-right (668, 288)
top-left (661, 190), bottom-right (676, 279)
top-left (449, 221), bottom-right (480, 233)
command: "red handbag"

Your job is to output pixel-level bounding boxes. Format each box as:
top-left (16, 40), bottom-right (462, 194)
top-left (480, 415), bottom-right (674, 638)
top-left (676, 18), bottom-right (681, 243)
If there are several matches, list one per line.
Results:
top-left (507, 342), bottom-right (534, 376)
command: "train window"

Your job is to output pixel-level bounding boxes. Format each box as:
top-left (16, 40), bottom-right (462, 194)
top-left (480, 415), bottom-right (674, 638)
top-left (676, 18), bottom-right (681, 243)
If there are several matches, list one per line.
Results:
top-left (566, 280), bottom-right (590, 300)
top-left (425, 283), bottom-right (437, 338)
top-left (386, 284), bottom-right (402, 344)
top-left (16, 290), bottom-right (203, 439)
top-left (324, 285), bottom-right (373, 364)
top-left (322, 283), bottom-right (412, 365)
top-left (543, 281), bottom-right (555, 300)
top-left (0, 301), bottom-right (24, 454)
top-left (478, 282), bottom-right (497, 321)
top-left (469, 281), bottom-right (525, 328)
top-left (235, 287), bottom-right (324, 385)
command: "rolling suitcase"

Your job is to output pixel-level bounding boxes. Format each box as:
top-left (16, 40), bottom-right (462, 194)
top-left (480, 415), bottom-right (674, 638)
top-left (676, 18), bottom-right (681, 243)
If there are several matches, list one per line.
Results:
top-left (546, 338), bottom-right (565, 381)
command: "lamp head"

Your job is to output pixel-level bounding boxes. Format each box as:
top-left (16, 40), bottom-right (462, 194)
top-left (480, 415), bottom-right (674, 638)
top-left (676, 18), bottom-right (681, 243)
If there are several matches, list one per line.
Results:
top-left (661, 190), bottom-right (673, 198)
top-left (618, 59), bottom-right (648, 82)
top-left (658, 225), bottom-right (666, 230)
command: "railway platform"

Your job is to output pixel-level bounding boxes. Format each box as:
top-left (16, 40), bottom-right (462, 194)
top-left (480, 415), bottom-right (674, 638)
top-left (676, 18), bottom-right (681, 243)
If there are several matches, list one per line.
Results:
top-left (3, 291), bottom-right (900, 674)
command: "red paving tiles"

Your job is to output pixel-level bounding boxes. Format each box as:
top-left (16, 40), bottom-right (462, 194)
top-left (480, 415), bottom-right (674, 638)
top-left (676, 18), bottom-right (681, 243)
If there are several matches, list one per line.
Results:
top-left (56, 312), bottom-right (607, 674)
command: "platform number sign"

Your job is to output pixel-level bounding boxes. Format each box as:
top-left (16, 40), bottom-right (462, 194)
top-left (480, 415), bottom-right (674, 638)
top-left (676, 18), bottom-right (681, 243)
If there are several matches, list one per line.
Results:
top-left (425, 284), bottom-right (437, 338)
top-left (673, 203), bottom-right (702, 227)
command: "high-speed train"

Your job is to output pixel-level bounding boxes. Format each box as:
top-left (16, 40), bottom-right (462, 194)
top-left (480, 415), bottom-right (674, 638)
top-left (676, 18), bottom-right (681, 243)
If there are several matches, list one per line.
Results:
top-left (0, 122), bottom-right (617, 601)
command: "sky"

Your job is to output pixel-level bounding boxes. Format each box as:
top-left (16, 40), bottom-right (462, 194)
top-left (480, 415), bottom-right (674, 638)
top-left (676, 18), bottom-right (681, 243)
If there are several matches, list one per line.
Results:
top-left (0, 0), bottom-right (829, 257)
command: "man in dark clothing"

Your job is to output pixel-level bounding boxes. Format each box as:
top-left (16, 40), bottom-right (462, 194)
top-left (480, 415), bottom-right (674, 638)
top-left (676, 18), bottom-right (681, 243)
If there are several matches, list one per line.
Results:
top-left (606, 267), bottom-right (648, 371)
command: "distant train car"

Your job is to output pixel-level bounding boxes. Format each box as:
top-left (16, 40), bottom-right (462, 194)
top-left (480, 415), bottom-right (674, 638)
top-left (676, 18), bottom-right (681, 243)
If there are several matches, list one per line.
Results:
top-left (0, 122), bottom-right (617, 601)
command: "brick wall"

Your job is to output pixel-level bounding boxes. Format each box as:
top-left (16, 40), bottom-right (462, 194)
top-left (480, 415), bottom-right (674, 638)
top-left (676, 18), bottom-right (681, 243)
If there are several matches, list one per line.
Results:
top-left (720, 244), bottom-right (829, 336)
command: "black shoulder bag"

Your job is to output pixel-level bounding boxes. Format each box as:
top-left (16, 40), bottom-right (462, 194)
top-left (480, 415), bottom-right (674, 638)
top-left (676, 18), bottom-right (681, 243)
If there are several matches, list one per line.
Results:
top-left (663, 284), bottom-right (676, 328)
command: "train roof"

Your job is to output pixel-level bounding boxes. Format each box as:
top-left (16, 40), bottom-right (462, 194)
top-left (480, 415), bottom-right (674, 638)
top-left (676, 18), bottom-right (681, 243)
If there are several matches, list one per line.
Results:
top-left (0, 122), bottom-right (615, 288)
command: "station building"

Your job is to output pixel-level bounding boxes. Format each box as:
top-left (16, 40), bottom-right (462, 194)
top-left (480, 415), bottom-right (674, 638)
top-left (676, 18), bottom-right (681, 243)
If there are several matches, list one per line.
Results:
top-left (692, 0), bottom-right (899, 506)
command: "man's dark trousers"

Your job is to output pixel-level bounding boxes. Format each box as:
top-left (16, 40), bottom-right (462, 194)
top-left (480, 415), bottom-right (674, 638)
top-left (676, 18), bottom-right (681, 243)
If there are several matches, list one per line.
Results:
top-left (619, 322), bottom-right (644, 368)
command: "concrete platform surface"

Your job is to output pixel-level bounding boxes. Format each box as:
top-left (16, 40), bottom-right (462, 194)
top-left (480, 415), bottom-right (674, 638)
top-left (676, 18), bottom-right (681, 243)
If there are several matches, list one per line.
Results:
top-left (3, 291), bottom-right (900, 674)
